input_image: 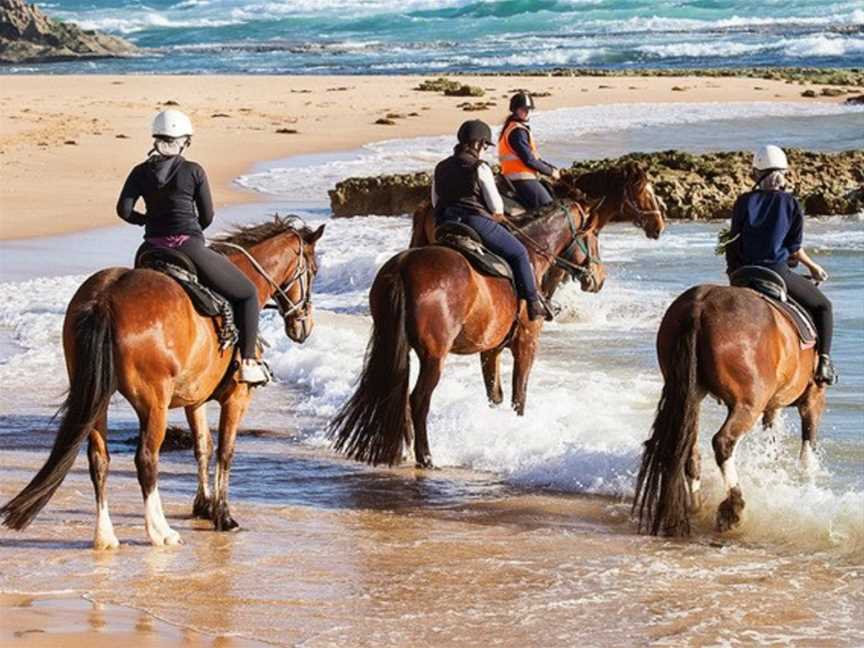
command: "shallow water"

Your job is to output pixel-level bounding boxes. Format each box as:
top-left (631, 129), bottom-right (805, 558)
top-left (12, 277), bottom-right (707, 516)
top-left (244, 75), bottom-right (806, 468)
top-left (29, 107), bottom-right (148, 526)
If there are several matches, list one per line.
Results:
top-left (0, 102), bottom-right (862, 644)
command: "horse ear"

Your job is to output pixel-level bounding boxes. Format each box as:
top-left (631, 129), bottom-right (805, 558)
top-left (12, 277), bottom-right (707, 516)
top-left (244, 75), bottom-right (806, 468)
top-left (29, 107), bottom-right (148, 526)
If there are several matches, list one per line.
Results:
top-left (307, 224), bottom-right (326, 244)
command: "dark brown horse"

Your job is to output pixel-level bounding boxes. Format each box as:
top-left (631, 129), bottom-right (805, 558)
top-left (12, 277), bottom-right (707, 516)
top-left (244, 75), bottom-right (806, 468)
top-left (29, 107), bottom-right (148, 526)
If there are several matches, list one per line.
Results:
top-left (409, 162), bottom-right (666, 248)
top-left (329, 202), bottom-right (606, 469)
top-left (1, 217), bottom-right (324, 549)
top-left (633, 284), bottom-right (826, 536)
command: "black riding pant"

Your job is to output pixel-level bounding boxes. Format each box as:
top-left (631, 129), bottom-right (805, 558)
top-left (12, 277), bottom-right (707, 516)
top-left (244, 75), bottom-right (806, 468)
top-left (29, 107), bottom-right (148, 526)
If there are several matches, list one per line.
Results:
top-left (512, 179), bottom-right (554, 210)
top-left (771, 264), bottom-right (833, 355)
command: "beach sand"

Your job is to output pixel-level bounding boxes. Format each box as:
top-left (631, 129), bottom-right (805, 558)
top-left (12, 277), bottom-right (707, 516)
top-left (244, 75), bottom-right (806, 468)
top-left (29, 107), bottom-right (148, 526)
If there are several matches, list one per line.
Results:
top-left (0, 74), bottom-right (844, 240)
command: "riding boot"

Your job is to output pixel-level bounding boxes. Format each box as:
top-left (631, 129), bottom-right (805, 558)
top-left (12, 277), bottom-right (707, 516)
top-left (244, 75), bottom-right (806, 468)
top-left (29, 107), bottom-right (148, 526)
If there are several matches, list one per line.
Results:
top-left (815, 354), bottom-right (838, 386)
top-left (239, 358), bottom-right (271, 386)
top-left (527, 299), bottom-right (555, 322)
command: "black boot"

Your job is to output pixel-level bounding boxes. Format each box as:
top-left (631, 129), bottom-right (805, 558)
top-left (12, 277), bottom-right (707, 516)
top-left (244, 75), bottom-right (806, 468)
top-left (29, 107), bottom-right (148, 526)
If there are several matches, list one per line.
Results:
top-left (527, 299), bottom-right (555, 322)
top-left (815, 354), bottom-right (838, 386)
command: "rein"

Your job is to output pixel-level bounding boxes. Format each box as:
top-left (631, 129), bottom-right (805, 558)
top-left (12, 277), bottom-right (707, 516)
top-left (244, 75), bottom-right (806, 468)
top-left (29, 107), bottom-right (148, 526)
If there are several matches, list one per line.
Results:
top-left (620, 182), bottom-right (663, 229)
top-left (213, 233), bottom-right (313, 326)
top-left (503, 201), bottom-right (597, 280)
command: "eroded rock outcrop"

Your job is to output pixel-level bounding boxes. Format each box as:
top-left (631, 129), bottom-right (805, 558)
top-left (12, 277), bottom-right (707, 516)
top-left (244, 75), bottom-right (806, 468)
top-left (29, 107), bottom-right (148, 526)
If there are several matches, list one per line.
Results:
top-left (329, 149), bottom-right (864, 220)
top-left (0, 0), bottom-right (136, 64)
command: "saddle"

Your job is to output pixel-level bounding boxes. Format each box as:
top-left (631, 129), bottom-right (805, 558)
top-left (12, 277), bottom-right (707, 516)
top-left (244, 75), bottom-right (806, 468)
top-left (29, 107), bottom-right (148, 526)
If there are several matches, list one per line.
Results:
top-left (135, 247), bottom-right (239, 351)
top-left (435, 222), bottom-right (514, 283)
top-left (496, 175), bottom-right (528, 219)
top-left (728, 265), bottom-right (817, 348)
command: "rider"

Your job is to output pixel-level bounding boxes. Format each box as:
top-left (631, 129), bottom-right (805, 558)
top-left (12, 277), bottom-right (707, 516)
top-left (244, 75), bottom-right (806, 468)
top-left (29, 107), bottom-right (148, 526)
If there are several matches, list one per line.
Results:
top-left (498, 92), bottom-right (560, 210)
top-left (116, 109), bottom-right (269, 385)
top-left (432, 119), bottom-right (551, 322)
top-left (728, 144), bottom-right (836, 385)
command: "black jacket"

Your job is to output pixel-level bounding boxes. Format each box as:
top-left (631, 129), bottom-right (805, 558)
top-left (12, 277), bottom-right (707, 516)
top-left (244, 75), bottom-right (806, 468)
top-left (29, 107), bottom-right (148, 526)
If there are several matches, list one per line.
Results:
top-left (117, 155), bottom-right (214, 239)
top-left (433, 149), bottom-right (489, 217)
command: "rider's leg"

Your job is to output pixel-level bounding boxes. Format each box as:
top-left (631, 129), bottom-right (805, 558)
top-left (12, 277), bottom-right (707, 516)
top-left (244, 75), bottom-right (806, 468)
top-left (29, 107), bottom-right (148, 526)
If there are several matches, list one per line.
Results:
top-left (464, 215), bottom-right (538, 303)
top-left (178, 239), bottom-right (260, 359)
top-left (512, 179), bottom-right (553, 209)
top-left (782, 269), bottom-right (836, 384)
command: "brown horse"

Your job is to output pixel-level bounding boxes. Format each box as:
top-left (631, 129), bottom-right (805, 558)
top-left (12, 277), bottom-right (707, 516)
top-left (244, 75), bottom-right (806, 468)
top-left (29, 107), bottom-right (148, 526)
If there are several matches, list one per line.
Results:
top-left (633, 284), bottom-right (826, 536)
top-left (329, 202), bottom-right (606, 469)
top-left (1, 216), bottom-right (324, 549)
top-left (409, 162), bottom-right (666, 248)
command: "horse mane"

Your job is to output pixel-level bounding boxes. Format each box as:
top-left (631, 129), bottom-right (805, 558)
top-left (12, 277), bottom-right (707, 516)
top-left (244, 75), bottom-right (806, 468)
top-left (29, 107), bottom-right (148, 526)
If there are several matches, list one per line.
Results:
top-left (210, 215), bottom-right (314, 253)
top-left (573, 161), bottom-right (647, 199)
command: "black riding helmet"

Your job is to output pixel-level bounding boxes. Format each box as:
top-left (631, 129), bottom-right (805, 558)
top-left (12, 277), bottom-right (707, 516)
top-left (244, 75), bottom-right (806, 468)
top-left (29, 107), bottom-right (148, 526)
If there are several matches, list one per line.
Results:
top-left (509, 92), bottom-right (535, 113)
top-left (457, 119), bottom-right (494, 148)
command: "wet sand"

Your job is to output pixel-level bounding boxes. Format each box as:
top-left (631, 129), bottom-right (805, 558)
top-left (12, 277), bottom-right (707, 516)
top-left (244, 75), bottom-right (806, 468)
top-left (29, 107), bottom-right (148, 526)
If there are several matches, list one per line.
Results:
top-left (0, 74), bottom-right (844, 240)
top-left (1, 426), bottom-right (861, 647)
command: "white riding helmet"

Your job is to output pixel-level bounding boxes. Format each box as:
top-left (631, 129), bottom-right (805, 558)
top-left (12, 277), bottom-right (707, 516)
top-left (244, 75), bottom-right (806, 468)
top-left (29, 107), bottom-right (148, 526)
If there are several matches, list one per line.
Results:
top-left (152, 109), bottom-right (193, 139)
top-left (753, 145), bottom-right (788, 171)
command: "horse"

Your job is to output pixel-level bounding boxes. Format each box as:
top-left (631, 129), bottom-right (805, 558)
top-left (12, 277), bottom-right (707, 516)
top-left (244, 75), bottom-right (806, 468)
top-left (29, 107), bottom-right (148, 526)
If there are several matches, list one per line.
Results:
top-left (632, 283), bottom-right (826, 536)
top-left (0, 216), bottom-right (325, 549)
top-left (329, 201), bottom-right (606, 469)
top-left (409, 162), bottom-right (666, 248)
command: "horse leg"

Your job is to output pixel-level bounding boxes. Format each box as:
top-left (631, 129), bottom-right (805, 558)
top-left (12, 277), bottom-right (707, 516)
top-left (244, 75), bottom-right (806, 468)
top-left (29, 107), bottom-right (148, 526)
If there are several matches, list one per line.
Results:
top-left (511, 330), bottom-right (538, 416)
top-left (762, 408), bottom-right (779, 430)
top-left (685, 441), bottom-right (703, 513)
top-left (135, 400), bottom-right (182, 546)
top-left (797, 384), bottom-right (826, 473)
top-left (712, 405), bottom-right (759, 533)
top-left (88, 410), bottom-right (119, 550)
top-left (480, 349), bottom-right (503, 406)
top-left (212, 391), bottom-right (251, 531)
top-left (186, 404), bottom-right (213, 519)
top-left (410, 355), bottom-right (444, 469)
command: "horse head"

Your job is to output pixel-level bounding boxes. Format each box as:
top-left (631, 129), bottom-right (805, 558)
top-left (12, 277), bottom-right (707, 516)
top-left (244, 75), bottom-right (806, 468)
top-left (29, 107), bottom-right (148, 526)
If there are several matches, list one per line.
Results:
top-left (277, 218), bottom-right (325, 343)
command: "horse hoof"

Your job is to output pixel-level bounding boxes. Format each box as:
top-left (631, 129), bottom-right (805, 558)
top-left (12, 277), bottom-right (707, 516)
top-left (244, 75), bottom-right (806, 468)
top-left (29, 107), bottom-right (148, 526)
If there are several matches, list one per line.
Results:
top-left (415, 455), bottom-right (435, 470)
top-left (192, 496), bottom-right (212, 520)
top-left (214, 516), bottom-right (239, 532)
top-left (715, 489), bottom-right (745, 533)
top-left (163, 529), bottom-right (183, 546)
top-left (93, 535), bottom-right (120, 551)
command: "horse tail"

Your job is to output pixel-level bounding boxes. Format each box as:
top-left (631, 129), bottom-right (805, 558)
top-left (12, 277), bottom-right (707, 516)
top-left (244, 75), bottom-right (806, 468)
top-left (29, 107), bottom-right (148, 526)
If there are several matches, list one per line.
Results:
top-left (1, 300), bottom-right (117, 530)
top-left (328, 265), bottom-right (412, 466)
top-left (633, 303), bottom-right (702, 537)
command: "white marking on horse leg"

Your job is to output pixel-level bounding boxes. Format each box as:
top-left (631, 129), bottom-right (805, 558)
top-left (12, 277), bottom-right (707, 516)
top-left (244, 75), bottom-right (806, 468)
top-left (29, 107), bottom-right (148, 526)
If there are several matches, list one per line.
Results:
top-left (94, 500), bottom-right (119, 550)
top-left (720, 444), bottom-right (739, 492)
top-left (799, 440), bottom-right (817, 474)
top-left (690, 479), bottom-right (702, 495)
top-left (144, 487), bottom-right (182, 546)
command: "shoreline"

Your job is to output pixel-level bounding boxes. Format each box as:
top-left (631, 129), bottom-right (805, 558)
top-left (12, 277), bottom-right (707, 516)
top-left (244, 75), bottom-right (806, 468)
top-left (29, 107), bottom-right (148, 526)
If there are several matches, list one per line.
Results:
top-left (0, 74), bottom-right (850, 241)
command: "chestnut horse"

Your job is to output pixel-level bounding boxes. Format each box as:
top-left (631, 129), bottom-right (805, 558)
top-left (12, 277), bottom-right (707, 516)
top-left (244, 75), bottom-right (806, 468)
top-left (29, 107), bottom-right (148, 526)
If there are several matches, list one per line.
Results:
top-left (1, 217), bottom-right (324, 549)
top-left (633, 283), bottom-right (826, 536)
top-left (409, 162), bottom-right (666, 248)
top-left (329, 202), bottom-right (606, 469)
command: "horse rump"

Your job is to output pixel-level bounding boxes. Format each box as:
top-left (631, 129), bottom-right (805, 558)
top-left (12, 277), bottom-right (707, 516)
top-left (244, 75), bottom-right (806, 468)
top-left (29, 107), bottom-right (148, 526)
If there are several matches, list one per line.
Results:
top-left (1, 301), bottom-right (117, 530)
top-left (633, 302), bottom-right (702, 536)
top-left (328, 263), bottom-right (412, 465)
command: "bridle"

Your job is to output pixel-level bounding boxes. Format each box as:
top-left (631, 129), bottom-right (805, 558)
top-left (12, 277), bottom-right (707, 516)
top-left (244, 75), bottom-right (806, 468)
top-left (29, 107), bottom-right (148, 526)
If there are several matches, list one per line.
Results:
top-left (620, 181), bottom-right (664, 231)
top-left (214, 232), bottom-right (314, 331)
top-left (504, 200), bottom-right (600, 282)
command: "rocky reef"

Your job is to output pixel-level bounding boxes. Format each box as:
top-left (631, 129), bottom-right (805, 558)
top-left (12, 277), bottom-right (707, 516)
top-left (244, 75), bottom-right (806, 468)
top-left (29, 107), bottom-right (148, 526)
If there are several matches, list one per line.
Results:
top-left (0, 0), bottom-right (136, 64)
top-left (329, 149), bottom-right (864, 220)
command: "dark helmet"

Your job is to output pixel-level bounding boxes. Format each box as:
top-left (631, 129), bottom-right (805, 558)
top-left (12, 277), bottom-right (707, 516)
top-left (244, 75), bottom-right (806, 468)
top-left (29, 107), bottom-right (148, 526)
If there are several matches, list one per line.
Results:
top-left (457, 119), bottom-right (493, 147)
top-left (509, 92), bottom-right (535, 113)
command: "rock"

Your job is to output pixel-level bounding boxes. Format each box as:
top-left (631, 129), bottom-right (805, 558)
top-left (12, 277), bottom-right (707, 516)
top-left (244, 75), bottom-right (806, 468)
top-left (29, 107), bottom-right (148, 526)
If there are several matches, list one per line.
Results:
top-left (275, 128), bottom-right (298, 134)
top-left (444, 84), bottom-right (485, 97)
top-left (163, 100), bottom-right (180, 106)
top-left (0, 0), bottom-right (137, 64)
top-left (63, 139), bottom-right (76, 145)
top-left (374, 118), bottom-right (396, 125)
top-left (414, 77), bottom-right (463, 93)
top-left (801, 90), bottom-right (818, 97)
top-left (820, 87), bottom-right (845, 97)
top-left (211, 112), bottom-right (231, 118)
top-left (328, 149), bottom-right (864, 220)
top-left (845, 94), bottom-right (864, 105)
top-left (671, 86), bottom-right (688, 92)
top-left (385, 112), bottom-right (406, 119)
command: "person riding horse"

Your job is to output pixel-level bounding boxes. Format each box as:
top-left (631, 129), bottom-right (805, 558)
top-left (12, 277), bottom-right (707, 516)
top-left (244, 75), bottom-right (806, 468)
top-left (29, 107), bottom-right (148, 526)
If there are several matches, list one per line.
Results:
top-left (498, 92), bottom-right (560, 210)
top-left (727, 144), bottom-right (837, 385)
top-left (432, 119), bottom-right (552, 322)
top-left (116, 109), bottom-right (269, 384)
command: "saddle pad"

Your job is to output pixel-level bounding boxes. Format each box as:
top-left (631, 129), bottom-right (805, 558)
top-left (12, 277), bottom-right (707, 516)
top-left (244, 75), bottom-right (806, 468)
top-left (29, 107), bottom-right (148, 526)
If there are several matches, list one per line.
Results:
top-left (435, 226), bottom-right (514, 282)
top-left (752, 291), bottom-right (818, 348)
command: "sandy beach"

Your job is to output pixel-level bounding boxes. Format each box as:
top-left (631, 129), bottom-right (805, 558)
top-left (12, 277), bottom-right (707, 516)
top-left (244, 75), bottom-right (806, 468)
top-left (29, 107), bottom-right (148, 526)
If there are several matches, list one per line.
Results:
top-left (0, 74), bottom-right (847, 240)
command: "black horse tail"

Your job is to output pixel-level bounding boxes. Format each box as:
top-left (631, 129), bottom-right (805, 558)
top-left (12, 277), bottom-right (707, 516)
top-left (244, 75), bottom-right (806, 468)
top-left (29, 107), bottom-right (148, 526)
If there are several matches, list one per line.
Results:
top-left (1, 301), bottom-right (117, 530)
top-left (633, 306), bottom-right (702, 537)
top-left (328, 265), bottom-right (412, 466)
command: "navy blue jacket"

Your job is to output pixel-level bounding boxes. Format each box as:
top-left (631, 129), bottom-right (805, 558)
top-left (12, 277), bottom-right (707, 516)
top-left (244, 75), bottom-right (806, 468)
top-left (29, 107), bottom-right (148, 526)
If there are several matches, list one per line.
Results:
top-left (730, 190), bottom-right (803, 268)
top-left (507, 123), bottom-right (556, 177)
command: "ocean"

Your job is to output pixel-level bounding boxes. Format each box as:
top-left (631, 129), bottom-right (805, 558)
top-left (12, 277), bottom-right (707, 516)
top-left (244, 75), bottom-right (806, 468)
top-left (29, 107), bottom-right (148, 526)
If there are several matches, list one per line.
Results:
top-left (9, 0), bottom-right (864, 74)
top-left (0, 101), bottom-right (862, 643)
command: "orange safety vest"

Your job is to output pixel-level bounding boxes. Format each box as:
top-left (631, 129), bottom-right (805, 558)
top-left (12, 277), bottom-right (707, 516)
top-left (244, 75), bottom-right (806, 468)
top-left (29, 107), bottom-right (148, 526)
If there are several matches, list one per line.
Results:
top-left (499, 120), bottom-right (539, 181)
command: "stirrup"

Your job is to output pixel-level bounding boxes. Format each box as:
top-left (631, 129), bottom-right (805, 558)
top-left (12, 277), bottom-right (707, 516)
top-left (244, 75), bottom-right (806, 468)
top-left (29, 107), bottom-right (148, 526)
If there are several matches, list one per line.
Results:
top-left (815, 354), bottom-right (837, 386)
top-left (239, 359), bottom-right (272, 386)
